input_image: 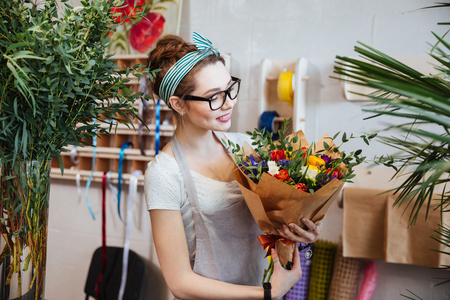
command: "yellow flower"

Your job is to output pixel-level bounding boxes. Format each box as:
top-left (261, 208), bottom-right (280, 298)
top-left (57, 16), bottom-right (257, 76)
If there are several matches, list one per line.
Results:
top-left (284, 150), bottom-right (295, 159)
top-left (306, 164), bottom-right (319, 171)
top-left (308, 155), bottom-right (325, 167)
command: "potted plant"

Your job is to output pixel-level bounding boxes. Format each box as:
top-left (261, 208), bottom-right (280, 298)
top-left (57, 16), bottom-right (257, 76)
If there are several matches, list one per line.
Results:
top-left (0, 0), bottom-right (153, 299)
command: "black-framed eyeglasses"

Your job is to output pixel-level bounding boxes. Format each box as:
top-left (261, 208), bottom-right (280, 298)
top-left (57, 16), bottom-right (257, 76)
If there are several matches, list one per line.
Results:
top-left (184, 76), bottom-right (241, 111)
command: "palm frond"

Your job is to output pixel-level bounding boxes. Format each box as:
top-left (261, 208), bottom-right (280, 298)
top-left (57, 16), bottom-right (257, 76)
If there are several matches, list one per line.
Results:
top-left (333, 32), bottom-right (450, 225)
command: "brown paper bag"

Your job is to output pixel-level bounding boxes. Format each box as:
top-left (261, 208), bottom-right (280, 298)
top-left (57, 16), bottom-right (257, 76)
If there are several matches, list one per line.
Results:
top-left (384, 196), bottom-right (450, 268)
top-left (342, 187), bottom-right (386, 259)
top-left (343, 187), bottom-right (450, 268)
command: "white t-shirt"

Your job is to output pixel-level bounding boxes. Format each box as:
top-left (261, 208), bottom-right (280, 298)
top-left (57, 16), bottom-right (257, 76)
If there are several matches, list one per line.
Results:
top-left (144, 132), bottom-right (253, 263)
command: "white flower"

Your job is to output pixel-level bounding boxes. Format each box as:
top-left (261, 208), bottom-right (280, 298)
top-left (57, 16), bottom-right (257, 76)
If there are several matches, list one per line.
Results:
top-left (267, 160), bottom-right (279, 176)
top-left (301, 166), bottom-right (319, 180)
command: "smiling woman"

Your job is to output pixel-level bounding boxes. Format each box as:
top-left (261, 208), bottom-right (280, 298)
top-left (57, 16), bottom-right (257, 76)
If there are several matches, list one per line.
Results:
top-left (143, 32), bottom-right (322, 300)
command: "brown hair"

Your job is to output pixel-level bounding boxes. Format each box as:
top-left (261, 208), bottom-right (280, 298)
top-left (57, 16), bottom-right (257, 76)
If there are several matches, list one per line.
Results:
top-left (147, 34), bottom-right (225, 101)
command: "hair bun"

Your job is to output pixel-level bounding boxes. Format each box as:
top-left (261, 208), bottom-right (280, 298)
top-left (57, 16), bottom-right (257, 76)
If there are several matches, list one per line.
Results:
top-left (147, 35), bottom-right (197, 95)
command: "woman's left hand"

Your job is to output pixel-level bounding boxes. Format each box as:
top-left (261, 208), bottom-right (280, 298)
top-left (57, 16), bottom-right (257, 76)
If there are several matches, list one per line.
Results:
top-left (277, 217), bottom-right (322, 244)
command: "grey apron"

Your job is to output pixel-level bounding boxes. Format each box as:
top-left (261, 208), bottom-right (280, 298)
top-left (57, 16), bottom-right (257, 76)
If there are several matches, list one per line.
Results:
top-left (171, 134), bottom-right (265, 298)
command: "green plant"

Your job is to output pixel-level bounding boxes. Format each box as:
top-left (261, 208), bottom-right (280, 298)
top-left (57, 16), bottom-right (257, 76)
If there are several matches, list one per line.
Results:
top-left (0, 0), bottom-right (156, 298)
top-left (333, 34), bottom-right (450, 225)
top-left (0, 0), bottom-right (157, 168)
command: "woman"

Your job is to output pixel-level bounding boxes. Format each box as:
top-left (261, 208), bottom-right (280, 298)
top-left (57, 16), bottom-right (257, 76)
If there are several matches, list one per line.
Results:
top-left (144, 32), bottom-right (322, 300)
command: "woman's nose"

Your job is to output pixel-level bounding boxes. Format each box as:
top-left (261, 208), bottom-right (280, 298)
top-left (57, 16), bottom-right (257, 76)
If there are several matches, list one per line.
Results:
top-left (221, 94), bottom-right (236, 110)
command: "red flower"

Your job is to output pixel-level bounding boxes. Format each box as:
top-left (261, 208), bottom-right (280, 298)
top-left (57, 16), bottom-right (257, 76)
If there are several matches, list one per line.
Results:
top-left (295, 183), bottom-right (307, 191)
top-left (129, 12), bottom-right (165, 53)
top-left (270, 150), bottom-right (285, 162)
top-left (301, 147), bottom-right (308, 160)
top-left (111, 0), bottom-right (145, 23)
top-left (332, 169), bottom-right (343, 179)
top-left (275, 169), bottom-right (290, 181)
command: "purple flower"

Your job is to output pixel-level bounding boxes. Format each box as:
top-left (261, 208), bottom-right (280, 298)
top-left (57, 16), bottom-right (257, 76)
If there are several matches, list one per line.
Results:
top-left (249, 154), bottom-right (258, 166)
top-left (277, 159), bottom-right (292, 167)
top-left (322, 155), bottom-right (332, 164)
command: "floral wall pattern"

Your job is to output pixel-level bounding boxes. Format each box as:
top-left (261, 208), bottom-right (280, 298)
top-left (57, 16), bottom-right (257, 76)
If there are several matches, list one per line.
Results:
top-left (109, 0), bottom-right (182, 54)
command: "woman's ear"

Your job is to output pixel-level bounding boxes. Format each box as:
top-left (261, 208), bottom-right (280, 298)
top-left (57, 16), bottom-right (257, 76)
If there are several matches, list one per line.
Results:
top-left (169, 96), bottom-right (185, 115)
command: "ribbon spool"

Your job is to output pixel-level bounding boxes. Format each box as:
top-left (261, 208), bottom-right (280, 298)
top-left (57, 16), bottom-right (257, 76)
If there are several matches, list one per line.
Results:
top-left (258, 110), bottom-right (280, 138)
top-left (277, 71), bottom-right (295, 105)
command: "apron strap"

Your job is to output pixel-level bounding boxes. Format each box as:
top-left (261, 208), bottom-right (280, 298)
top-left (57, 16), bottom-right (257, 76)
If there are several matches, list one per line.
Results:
top-left (171, 135), bottom-right (200, 208)
top-left (171, 134), bottom-right (220, 279)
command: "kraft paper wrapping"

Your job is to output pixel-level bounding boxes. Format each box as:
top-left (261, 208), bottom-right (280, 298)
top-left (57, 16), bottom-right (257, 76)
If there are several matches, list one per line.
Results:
top-left (343, 187), bottom-right (450, 268)
top-left (233, 130), bottom-right (345, 265)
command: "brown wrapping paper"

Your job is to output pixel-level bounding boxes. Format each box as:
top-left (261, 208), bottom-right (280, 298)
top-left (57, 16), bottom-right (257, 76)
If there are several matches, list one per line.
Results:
top-left (232, 130), bottom-right (345, 265)
top-left (343, 187), bottom-right (450, 268)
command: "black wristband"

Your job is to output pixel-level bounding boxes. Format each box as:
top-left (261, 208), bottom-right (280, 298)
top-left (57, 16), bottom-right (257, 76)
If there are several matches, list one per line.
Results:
top-left (263, 282), bottom-right (271, 300)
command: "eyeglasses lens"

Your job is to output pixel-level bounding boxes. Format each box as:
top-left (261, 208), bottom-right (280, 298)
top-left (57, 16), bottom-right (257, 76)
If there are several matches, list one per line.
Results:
top-left (209, 79), bottom-right (240, 110)
top-left (210, 93), bottom-right (225, 110)
top-left (228, 81), bottom-right (239, 100)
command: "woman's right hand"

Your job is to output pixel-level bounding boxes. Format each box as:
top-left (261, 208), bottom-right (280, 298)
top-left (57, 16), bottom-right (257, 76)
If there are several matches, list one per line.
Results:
top-left (269, 246), bottom-right (302, 299)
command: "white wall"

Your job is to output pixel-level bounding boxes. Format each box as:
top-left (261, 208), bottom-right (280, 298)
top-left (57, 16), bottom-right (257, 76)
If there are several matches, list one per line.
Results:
top-left (46, 1), bottom-right (449, 299)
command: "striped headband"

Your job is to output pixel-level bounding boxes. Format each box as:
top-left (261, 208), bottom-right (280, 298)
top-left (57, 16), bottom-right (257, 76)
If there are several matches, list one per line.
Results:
top-left (159, 32), bottom-right (220, 107)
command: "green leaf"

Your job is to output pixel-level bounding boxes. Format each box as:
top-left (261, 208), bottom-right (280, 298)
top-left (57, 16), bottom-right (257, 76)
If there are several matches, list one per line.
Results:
top-left (13, 50), bottom-right (45, 60)
top-left (21, 122), bottom-right (27, 158)
top-left (46, 56), bottom-right (55, 65)
top-left (56, 152), bottom-right (64, 176)
top-left (6, 42), bottom-right (32, 54)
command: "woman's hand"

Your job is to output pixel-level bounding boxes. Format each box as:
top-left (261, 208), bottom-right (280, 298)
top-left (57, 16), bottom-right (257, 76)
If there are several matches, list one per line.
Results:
top-left (270, 246), bottom-right (302, 299)
top-left (277, 217), bottom-right (322, 244)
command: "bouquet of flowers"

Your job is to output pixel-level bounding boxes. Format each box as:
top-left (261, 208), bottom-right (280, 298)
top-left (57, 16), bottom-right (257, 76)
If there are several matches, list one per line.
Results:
top-left (225, 120), bottom-right (375, 269)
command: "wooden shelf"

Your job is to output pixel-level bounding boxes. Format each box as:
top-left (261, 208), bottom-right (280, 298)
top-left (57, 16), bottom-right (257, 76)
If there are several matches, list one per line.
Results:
top-left (51, 168), bottom-right (146, 185)
top-left (61, 145), bottom-right (156, 160)
top-left (95, 122), bottom-right (176, 135)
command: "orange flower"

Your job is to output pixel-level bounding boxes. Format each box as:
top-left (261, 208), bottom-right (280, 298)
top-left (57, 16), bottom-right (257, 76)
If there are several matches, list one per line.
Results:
top-left (275, 169), bottom-right (290, 181)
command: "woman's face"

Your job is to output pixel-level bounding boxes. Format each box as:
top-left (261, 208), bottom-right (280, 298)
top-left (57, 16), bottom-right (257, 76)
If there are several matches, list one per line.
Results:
top-left (182, 61), bottom-right (237, 132)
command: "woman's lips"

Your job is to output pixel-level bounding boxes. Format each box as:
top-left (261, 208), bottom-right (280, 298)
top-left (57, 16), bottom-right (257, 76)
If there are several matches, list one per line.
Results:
top-left (216, 112), bottom-right (232, 123)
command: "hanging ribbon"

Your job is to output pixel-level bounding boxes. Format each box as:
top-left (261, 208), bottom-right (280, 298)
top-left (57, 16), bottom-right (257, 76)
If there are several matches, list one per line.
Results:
top-left (117, 141), bottom-right (133, 220)
top-left (85, 119), bottom-right (98, 220)
top-left (155, 98), bottom-right (161, 155)
top-left (95, 172), bottom-right (108, 299)
top-left (257, 234), bottom-right (295, 257)
top-left (118, 170), bottom-right (142, 300)
top-left (70, 147), bottom-right (82, 203)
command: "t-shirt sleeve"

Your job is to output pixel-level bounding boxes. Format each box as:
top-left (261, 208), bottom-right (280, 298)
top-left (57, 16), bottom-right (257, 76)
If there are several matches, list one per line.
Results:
top-left (144, 155), bottom-right (184, 211)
